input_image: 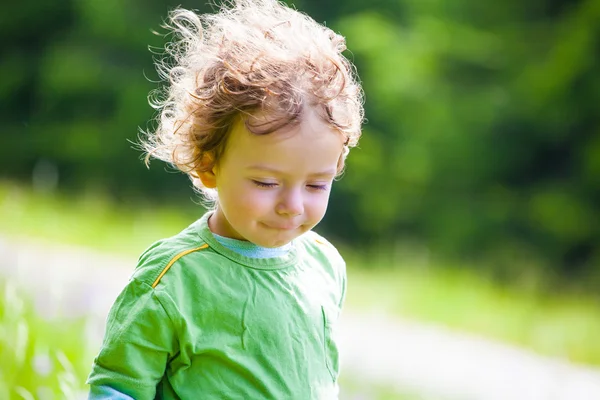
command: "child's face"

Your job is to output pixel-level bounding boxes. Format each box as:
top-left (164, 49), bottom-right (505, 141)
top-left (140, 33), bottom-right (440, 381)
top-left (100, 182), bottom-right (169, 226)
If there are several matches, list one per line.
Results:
top-left (208, 107), bottom-right (345, 248)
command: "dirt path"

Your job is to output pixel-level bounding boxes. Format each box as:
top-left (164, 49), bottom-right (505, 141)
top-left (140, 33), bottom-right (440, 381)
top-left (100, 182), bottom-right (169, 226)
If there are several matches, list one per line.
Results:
top-left (2, 235), bottom-right (600, 400)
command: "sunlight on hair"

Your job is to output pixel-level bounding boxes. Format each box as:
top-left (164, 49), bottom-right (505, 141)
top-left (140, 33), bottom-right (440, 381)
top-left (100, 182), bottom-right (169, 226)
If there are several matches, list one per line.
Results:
top-left (139, 0), bottom-right (364, 204)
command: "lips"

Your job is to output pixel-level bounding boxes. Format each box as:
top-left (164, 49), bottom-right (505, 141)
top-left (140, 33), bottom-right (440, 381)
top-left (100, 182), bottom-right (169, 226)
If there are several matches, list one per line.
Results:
top-left (263, 222), bottom-right (299, 230)
top-left (272, 225), bottom-right (298, 230)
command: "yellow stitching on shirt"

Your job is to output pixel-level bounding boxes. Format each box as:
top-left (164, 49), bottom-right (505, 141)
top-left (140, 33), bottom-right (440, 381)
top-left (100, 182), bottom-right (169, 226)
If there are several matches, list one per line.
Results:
top-left (152, 244), bottom-right (209, 288)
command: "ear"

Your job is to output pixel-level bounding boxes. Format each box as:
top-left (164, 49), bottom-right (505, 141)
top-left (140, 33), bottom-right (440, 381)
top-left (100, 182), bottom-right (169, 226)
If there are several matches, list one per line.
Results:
top-left (196, 154), bottom-right (218, 189)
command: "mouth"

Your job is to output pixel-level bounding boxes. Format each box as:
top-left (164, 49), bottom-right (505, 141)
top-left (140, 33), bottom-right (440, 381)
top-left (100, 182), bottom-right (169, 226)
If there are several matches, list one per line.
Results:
top-left (262, 222), bottom-right (299, 231)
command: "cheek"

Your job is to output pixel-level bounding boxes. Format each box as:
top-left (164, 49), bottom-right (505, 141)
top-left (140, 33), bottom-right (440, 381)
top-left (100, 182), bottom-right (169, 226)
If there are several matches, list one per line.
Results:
top-left (306, 193), bottom-right (331, 220)
top-left (231, 187), bottom-right (276, 214)
top-left (244, 196), bottom-right (272, 214)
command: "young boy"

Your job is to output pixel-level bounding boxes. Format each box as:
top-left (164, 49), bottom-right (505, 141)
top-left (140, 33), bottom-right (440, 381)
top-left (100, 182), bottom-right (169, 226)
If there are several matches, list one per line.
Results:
top-left (87, 0), bottom-right (364, 398)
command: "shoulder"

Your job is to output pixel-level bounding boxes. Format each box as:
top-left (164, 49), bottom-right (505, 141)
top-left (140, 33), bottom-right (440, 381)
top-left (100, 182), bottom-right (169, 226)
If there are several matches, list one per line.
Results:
top-left (298, 231), bottom-right (348, 308)
top-left (295, 230), bottom-right (346, 278)
top-left (297, 230), bottom-right (344, 260)
top-left (130, 220), bottom-right (211, 289)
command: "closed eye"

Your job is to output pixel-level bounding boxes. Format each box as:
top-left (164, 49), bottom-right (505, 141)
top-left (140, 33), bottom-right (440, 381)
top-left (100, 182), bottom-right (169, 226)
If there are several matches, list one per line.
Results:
top-left (252, 180), bottom-right (278, 188)
top-left (307, 184), bottom-right (329, 191)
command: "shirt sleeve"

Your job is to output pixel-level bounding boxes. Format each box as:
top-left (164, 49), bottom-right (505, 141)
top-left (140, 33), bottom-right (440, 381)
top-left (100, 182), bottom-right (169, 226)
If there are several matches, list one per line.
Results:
top-left (86, 278), bottom-right (178, 400)
top-left (88, 385), bottom-right (135, 399)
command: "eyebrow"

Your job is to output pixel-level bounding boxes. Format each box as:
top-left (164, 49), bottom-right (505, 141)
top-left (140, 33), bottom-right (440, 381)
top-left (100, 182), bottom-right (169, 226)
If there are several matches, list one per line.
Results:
top-left (247, 165), bottom-right (337, 178)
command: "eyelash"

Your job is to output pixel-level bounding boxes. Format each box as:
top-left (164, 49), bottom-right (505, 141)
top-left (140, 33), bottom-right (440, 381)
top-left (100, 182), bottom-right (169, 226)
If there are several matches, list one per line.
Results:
top-left (252, 180), bottom-right (277, 188)
top-left (307, 184), bottom-right (329, 191)
top-left (251, 180), bottom-right (329, 191)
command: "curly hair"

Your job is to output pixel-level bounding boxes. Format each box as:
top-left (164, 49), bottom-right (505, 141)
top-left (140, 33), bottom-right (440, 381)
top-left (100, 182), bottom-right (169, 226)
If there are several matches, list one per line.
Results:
top-left (141, 0), bottom-right (364, 199)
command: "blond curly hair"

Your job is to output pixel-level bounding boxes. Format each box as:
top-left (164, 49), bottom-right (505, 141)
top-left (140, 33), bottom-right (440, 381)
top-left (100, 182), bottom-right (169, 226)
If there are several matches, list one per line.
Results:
top-left (141, 0), bottom-right (364, 199)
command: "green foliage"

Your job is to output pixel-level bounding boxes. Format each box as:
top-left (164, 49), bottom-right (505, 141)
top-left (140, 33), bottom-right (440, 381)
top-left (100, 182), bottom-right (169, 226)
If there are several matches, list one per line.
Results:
top-left (2, 0), bottom-right (600, 278)
top-left (0, 280), bottom-right (91, 399)
top-left (328, 0), bottom-right (600, 276)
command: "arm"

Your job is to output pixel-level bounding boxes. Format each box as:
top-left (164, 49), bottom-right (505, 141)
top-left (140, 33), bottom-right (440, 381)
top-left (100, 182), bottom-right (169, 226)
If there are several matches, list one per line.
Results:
top-left (87, 279), bottom-right (178, 399)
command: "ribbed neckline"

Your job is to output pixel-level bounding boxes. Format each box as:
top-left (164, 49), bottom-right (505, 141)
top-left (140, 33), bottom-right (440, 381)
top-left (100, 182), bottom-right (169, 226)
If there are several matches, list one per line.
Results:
top-left (212, 233), bottom-right (292, 258)
top-left (194, 212), bottom-right (299, 270)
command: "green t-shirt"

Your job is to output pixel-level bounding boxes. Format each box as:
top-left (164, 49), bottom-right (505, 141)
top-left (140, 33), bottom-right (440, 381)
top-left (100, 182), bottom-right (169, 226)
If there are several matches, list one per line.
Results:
top-left (87, 212), bottom-right (346, 399)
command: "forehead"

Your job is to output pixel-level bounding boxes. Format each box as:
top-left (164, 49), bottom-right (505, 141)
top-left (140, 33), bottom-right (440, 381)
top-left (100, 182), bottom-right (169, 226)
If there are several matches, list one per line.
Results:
top-left (222, 109), bottom-right (344, 174)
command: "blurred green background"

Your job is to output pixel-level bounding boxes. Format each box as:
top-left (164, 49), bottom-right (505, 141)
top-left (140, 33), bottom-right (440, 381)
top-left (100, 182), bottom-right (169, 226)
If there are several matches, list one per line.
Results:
top-left (1, 0), bottom-right (600, 398)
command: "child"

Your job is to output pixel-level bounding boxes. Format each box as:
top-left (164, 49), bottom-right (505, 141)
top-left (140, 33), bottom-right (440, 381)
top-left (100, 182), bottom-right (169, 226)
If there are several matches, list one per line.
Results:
top-left (87, 0), bottom-right (363, 398)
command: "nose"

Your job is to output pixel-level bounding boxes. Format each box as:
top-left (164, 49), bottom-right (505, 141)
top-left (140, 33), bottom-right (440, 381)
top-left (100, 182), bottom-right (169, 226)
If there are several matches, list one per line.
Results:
top-left (276, 187), bottom-right (304, 217)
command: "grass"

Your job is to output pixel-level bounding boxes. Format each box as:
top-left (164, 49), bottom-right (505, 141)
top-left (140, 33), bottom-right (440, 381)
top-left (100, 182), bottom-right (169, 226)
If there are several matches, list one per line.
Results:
top-left (2, 179), bottom-right (600, 367)
top-left (0, 181), bottom-right (198, 256)
top-left (0, 280), bottom-right (92, 400)
top-left (345, 263), bottom-right (600, 365)
top-left (339, 375), bottom-right (438, 400)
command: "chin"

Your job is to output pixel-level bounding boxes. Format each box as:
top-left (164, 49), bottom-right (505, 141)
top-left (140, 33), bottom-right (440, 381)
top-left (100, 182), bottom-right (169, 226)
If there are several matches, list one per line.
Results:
top-left (262, 235), bottom-right (295, 248)
top-left (258, 239), bottom-right (289, 248)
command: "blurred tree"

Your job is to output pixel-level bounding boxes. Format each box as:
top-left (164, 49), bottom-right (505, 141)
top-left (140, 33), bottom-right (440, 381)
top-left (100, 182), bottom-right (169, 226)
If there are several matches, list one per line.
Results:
top-left (328, 0), bottom-right (600, 277)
